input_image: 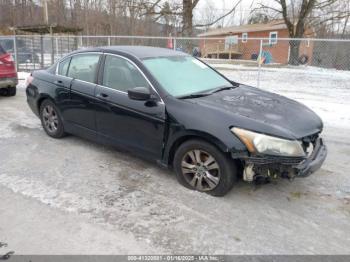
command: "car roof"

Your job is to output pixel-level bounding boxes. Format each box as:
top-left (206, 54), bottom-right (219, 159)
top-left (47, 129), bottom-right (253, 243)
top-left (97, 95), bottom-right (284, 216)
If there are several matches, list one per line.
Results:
top-left (76, 46), bottom-right (187, 59)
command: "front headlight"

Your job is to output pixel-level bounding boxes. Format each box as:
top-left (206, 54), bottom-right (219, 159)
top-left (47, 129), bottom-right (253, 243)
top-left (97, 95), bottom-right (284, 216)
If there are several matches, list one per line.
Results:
top-left (231, 127), bottom-right (305, 157)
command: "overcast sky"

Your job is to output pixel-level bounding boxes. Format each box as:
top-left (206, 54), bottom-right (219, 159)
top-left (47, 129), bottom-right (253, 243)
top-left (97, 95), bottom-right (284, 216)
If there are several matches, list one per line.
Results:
top-left (194, 0), bottom-right (266, 27)
top-left (196, 0), bottom-right (257, 24)
top-left (197, 0), bottom-right (256, 12)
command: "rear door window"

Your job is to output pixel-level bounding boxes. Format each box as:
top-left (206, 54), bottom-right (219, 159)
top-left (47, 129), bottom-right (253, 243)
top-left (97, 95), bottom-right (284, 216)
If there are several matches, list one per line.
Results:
top-left (57, 57), bottom-right (71, 76)
top-left (67, 54), bottom-right (100, 83)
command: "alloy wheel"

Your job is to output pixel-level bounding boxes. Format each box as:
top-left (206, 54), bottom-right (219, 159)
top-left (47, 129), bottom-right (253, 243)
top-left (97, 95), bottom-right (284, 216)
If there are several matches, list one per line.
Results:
top-left (181, 149), bottom-right (220, 191)
top-left (42, 105), bottom-right (59, 133)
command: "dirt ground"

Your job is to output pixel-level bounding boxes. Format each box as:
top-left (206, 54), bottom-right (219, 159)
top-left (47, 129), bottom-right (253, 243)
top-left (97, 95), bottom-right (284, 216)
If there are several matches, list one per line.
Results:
top-left (0, 86), bottom-right (350, 254)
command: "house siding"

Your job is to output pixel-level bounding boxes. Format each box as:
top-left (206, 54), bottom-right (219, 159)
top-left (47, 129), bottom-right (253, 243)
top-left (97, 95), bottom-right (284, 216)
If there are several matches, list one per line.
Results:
top-left (200, 28), bottom-right (314, 65)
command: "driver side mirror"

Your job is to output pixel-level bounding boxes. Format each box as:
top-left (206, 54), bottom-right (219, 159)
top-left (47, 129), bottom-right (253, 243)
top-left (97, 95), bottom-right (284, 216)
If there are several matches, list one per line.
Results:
top-left (128, 87), bottom-right (152, 101)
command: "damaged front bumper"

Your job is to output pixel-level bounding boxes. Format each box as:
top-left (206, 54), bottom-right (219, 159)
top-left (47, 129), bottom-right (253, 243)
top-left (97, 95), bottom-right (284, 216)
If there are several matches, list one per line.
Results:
top-left (295, 138), bottom-right (327, 177)
top-left (237, 138), bottom-right (327, 182)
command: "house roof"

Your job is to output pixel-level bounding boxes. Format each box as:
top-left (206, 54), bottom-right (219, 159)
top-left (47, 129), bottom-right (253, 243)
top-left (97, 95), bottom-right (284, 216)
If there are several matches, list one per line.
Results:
top-left (198, 20), bottom-right (287, 37)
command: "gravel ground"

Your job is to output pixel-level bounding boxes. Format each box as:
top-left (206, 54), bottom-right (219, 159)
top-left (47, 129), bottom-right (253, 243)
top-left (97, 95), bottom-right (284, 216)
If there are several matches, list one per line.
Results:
top-left (1, 72), bottom-right (350, 254)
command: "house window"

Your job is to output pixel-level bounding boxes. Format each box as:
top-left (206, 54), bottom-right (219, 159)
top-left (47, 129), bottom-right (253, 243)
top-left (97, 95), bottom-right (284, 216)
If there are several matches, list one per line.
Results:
top-left (269, 31), bottom-right (278, 45)
top-left (225, 35), bottom-right (238, 50)
top-left (242, 33), bottom-right (248, 43)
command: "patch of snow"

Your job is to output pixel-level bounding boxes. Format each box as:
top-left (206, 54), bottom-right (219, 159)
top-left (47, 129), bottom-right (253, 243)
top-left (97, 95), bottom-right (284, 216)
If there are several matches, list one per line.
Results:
top-left (17, 72), bottom-right (30, 89)
top-left (0, 108), bottom-right (41, 138)
top-left (213, 64), bottom-right (350, 130)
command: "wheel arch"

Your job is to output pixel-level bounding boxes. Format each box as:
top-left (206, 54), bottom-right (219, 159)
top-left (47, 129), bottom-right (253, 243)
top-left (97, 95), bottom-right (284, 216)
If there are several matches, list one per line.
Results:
top-left (37, 94), bottom-right (54, 112)
top-left (165, 130), bottom-right (230, 167)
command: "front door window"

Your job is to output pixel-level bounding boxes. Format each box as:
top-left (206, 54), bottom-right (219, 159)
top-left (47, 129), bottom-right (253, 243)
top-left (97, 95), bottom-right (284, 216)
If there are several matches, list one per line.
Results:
top-left (102, 55), bottom-right (149, 92)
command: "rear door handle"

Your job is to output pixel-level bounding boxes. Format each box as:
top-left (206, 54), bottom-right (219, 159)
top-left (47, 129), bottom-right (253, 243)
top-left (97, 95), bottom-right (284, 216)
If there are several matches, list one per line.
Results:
top-left (96, 93), bottom-right (109, 99)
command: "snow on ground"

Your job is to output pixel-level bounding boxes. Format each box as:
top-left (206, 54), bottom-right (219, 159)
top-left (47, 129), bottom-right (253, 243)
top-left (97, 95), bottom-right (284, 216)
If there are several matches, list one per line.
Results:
top-left (17, 72), bottom-right (30, 89)
top-left (3, 66), bottom-right (350, 255)
top-left (2, 85), bottom-right (350, 255)
top-left (213, 64), bottom-right (350, 130)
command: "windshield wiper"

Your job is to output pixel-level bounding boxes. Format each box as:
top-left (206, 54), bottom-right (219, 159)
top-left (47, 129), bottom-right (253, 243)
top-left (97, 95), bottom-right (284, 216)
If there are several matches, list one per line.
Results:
top-left (208, 85), bottom-right (234, 94)
top-left (177, 93), bottom-right (212, 99)
top-left (177, 85), bottom-right (234, 99)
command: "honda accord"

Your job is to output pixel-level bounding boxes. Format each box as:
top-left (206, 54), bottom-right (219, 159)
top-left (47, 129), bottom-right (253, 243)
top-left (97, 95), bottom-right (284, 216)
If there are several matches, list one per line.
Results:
top-left (26, 46), bottom-right (327, 196)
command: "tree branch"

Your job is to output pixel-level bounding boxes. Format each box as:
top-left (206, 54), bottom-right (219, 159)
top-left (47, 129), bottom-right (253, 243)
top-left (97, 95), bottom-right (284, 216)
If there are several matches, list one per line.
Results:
top-left (257, 3), bottom-right (282, 14)
top-left (192, 0), bottom-right (200, 9)
top-left (194, 0), bottom-right (242, 28)
top-left (279, 0), bottom-right (295, 36)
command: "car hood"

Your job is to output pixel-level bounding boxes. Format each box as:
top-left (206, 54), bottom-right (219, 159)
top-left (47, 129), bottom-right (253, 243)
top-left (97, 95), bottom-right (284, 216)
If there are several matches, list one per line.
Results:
top-left (185, 85), bottom-right (323, 140)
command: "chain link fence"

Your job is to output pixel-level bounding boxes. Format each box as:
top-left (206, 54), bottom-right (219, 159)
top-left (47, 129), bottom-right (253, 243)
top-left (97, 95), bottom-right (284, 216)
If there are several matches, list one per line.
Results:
top-left (1, 35), bottom-right (349, 86)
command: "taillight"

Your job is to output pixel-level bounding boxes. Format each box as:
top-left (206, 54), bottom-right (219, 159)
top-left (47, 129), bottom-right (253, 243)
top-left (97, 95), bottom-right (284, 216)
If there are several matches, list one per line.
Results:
top-left (0, 53), bottom-right (14, 64)
top-left (8, 54), bottom-right (14, 62)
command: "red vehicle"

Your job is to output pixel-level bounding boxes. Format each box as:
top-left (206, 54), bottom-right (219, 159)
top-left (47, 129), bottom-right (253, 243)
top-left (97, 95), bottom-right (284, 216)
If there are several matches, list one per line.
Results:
top-left (0, 43), bottom-right (17, 96)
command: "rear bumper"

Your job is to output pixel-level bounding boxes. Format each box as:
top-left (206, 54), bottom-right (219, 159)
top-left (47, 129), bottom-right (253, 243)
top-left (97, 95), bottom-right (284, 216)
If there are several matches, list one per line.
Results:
top-left (0, 77), bottom-right (18, 88)
top-left (296, 138), bottom-right (327, 177)
top-left (27, 98), bottom-right (39, 117)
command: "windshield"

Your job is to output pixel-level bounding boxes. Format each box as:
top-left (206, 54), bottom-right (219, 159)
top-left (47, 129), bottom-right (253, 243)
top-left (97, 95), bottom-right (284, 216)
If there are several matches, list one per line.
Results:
top-left (142, 56), bottom-right (232, 97)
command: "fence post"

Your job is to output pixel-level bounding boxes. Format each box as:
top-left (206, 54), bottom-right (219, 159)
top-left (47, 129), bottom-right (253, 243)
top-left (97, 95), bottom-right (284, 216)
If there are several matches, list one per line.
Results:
top-left (108, 36), bottom-right (111, 46)
top-left (60, 37), bottom-right (63, 57)
top-left (31, 37), bottom-right (35, 70)
top-left (203, 38), bottom-right (206, 58)
top-left (56, 37), bottom-right (59, 59)
top-left (287, 44), bottom-right (291, 63)
top-left (257, 39), bottom-right (263, 88)
top-left (74, 35), bottom-right (78, 51)
top-left (50, 27), bottom-right (54, 65)
top-left (173, 37), bottom-right (176, 50)
top-left (51, 36), bottom-right (55, 65)
top-left (13, 34), bottom-right (18, 72)
top-left (40, 35), bottom-right (44, 69)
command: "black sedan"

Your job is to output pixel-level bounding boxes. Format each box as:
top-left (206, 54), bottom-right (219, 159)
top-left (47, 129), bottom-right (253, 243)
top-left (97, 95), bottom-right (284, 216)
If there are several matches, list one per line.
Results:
top-left (26, 46), bottom-right (327, 196)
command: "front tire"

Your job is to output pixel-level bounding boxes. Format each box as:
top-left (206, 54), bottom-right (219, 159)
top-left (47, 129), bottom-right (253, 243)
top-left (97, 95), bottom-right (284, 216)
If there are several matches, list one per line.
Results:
top-left (40, 99), bottom-right (66, 138)
top-left (173, 139), bottom-right (237, 196)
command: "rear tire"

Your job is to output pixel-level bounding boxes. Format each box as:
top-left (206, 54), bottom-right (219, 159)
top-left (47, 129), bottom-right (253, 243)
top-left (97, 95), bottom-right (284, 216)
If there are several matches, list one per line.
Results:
top-left (173, 139), bottom-right (237, 197)
top-left (0, 86), bottom-right (16, 96)
top-left (39, 99), bottom-right (66, 138)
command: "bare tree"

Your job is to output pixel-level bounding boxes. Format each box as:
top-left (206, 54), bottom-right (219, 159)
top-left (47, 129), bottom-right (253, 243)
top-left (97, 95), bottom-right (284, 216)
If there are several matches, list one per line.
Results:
top-left (194, 0), bottom-right (242, 29)
top-left (257, 0), bottom-right (349, 65)
top-left (281, 0), bottom-right (317, 65)
top-left (181, 0), bottom-right (200, 36)
top-left (0, 0), bottom-right (242, 38)
top-left (194, 0), bottom-right (217, 31)
top-left (248, 12), bottom-right (270, 24)
top-left (146, 0), bottom-right (243, 36)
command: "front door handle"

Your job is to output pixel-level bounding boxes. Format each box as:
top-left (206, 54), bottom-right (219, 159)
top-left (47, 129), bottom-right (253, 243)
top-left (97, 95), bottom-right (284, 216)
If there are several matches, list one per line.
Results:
top-left (96, 93), bottom-right (109, 99)
top-left (54, 80), bottom-right (65, 87)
